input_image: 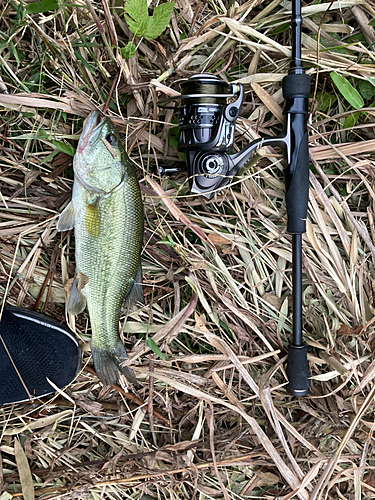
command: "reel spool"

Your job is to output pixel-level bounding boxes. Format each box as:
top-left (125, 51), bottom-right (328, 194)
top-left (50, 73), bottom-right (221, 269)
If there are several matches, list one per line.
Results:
top-left (177, 74), bottom-right (243, 153)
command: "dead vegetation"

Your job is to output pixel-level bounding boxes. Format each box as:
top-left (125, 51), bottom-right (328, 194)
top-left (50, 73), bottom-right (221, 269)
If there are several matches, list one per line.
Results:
top-left (1, 0), bottom-right (375, 498)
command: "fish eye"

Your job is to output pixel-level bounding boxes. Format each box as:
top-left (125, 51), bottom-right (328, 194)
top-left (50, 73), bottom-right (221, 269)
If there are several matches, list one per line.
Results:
top-left (105, 133), bottom-right (116, 145)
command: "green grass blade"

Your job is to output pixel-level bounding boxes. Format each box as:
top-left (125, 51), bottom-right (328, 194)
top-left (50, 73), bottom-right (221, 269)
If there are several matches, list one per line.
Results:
top-left (330, 71), bottom-right (364, 109)
top-left (25, 0), bottom-right (59, 14)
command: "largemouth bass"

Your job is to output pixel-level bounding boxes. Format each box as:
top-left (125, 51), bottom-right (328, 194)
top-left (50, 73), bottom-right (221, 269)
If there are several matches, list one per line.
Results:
top-left (57, 111), bottom-right (143, 386)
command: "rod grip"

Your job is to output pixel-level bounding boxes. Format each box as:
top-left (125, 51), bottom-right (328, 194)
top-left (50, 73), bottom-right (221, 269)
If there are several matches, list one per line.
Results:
top-left (282, 73), bottom-right (311, 99)
top-left (286, 344), bottom-right (310, 396)
top-left (284, 128), bottom-right (310, 234)
top-left (282, 73), bottom-right (311, 234)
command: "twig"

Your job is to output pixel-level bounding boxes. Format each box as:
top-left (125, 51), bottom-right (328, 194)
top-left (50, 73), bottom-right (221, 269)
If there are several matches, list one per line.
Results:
top-left (84, 365), bottom-right (169, 424)
top-left (148, 354), bottom-right (158, 447)
top-left (84, 0), bottom-right (116, 63)
top-left (9, 452), bottom-right (259, 497)
top-left (214, 46), bottom-right (236, 76)
top-left (102, 71), bottom-right (121, 114)
top-left (188, 1), bottom-right (203, 37)
top-left (208, 401), bottom-right (231, 500)
top-left (34, 238), bottom-right (66, 312)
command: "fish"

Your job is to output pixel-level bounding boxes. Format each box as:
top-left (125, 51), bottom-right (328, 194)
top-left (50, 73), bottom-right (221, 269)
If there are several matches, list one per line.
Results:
top-left (57, 110), bottom-right (144, 386)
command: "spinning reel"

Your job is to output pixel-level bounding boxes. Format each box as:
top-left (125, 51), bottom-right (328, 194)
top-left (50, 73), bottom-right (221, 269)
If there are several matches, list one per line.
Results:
top-left (159, 70), bottom-right (310, 232)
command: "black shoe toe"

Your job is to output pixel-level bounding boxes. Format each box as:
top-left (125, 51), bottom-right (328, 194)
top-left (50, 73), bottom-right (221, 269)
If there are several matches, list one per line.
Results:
top-left (0, 307), bottom-right (81, 405)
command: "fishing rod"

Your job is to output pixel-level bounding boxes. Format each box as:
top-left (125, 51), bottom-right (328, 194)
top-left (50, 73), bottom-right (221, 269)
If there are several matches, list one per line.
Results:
top-left (158, 0), bottom-right (311, 396)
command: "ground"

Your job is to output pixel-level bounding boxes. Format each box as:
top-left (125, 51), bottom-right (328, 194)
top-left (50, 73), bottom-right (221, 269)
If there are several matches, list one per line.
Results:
top-left (1, 0), bottom-right (375, 499)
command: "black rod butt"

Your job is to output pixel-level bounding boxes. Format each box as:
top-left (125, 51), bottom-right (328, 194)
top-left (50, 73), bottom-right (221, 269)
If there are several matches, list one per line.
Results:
top-left (286, 344), bottom-right (310, 397)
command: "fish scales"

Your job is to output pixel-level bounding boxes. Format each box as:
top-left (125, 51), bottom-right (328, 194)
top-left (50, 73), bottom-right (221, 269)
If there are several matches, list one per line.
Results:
top-left (74, 172), bottom-right (142, 342)
top-left (57, 111), bottom-right (143, 386)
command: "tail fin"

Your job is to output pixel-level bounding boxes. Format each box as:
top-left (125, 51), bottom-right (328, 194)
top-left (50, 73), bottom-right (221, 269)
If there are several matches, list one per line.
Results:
top-left (91, 341), bottom-right (139, 387)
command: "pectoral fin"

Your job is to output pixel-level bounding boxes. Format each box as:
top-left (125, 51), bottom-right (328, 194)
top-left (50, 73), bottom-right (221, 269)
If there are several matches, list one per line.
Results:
top-left (56, 201), bottom-right (75, 231)
top-left (67, 273), bottom-right (88, 315)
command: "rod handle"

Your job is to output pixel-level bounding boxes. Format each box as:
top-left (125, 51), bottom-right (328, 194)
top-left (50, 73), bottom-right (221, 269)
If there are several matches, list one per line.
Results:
top-left (282, 73), bottom-right (311, 100)
top-left (282, 73), bottom-right (311, 234)
top-left (286, 344), bottom-right (310, 396)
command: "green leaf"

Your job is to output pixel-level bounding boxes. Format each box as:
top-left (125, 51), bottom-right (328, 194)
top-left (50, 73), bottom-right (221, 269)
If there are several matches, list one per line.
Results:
top-left (41, 149), bottom-right (59, 165)
top-left (16, 1), bottom-right (25, 20)
top-left (50, 140), bottom-right (75, 156)
top-left (358, 79), bottom-right (375, 100)
top-left (124, 0), bottom-right (175, 39)
top-left (316, 91), bottom-right (337, 112)
top-left (74, 50), bottom-right (95, 73)
top-left (10, 40), bottom-right (22, 65)
top-left (369, 19), bottom-right (375, 26)
top-left (346, 32), bottom-right (366, 43)
top-left (36, 129), bottom-right (48, 139)
top-left (72, 41), bottom-right (101, 48)
top-left (271, 22), bottom-right (290, 35)
top-left (330, 72), bottom-right (364, 109)
top-left (145, 337), bottom-right (165, 360)
top-left (144, 1), bottom-right (175, 40)
top-left (124, 14), bottom-right (151, 37)
top-left (120, 41), bottom-right (137, 59)
top-left (12, 129), bottom-right (75, 156)
top-left (124, 0), bottom-right (148, 24)
top-left (343, 112), bottom-right (360, 129)
top-left (158, 235), bottom-right (175, 247)
top-left (25, 0), bottom-right (59, 14)
top-left (124, 0), bottom-right (150, 36)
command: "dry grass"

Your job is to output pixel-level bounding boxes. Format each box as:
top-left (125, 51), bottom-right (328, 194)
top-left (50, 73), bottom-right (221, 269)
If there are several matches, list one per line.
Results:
top-left (1, 0), bottom-right (375, 498)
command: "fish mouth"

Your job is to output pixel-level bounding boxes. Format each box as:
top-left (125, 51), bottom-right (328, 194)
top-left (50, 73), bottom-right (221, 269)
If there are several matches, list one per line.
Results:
top-left (77, 110), bottom-right (105, 154)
